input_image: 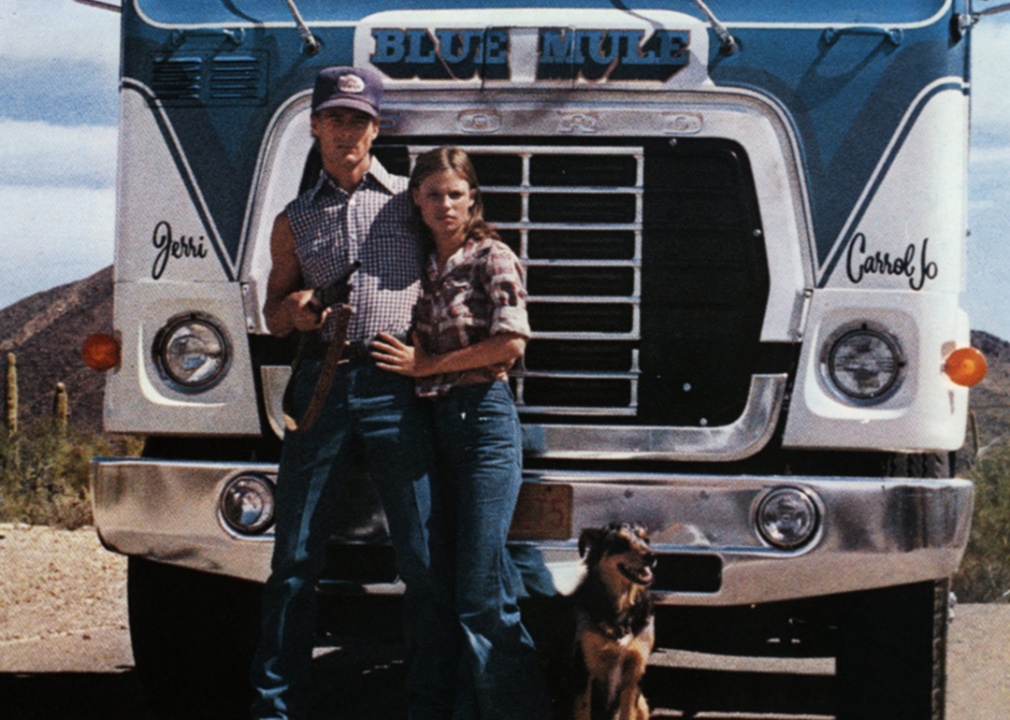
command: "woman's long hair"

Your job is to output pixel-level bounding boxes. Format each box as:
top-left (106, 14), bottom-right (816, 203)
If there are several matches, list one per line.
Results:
top-left (408, 146), bottom-right (499, 252)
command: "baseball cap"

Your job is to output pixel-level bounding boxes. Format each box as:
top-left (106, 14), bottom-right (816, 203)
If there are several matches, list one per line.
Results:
top-left (312, 66), bottom-right (383, 119)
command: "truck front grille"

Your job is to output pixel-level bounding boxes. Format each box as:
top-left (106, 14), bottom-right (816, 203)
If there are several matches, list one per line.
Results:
top-left (377, 137), bottom-right (772, 428)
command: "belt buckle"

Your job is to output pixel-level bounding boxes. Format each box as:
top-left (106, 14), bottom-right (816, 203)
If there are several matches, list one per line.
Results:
top-left (342, 340), bottom-right (369, 362)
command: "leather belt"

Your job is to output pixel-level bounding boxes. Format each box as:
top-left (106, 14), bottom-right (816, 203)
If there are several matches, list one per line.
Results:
top-left (340, 341), bottom-right (371, 361)
top-left (301, 338), bottom-right (372, 361)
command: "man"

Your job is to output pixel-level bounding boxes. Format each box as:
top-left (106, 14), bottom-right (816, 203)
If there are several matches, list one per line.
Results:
top-left (251, 66), bottom-right (449, 720)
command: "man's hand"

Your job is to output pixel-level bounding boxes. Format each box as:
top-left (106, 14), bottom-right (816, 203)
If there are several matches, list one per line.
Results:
top-left (286, 289), bottom-right (329, 333)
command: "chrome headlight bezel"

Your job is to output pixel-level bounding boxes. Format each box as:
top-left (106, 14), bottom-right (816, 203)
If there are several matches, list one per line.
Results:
top-left (754, 486), bottom-right (822, 551)
top-left (819, 322), bottom-right (905, 405)
top-left (219, 474), bottom-right (276, 536)
top-left (152, 312), bottom-right (232, 393)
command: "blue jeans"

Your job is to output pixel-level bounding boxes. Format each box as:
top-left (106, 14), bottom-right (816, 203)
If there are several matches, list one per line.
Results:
top-left (430, 381), bottom-right (549, 720)
top-left (251, 359), bottom-right (452, 720)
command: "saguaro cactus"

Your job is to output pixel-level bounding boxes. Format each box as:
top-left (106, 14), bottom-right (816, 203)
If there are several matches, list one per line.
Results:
top-left (53, 382), bottom-right (68, 433)
top-left (5, 353), bottom-right (16, 436)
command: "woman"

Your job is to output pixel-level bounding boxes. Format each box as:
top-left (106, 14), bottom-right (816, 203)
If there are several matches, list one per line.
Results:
top-left (371, 147), bottom-right (548, 720)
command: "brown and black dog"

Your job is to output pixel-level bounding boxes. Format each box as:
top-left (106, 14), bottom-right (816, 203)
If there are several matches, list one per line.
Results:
top-left (569, 522), bottom-right (657, 720)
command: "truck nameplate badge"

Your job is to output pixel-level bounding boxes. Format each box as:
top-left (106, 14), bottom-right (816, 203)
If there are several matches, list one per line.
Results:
top-left (458, 110), bottom-right (503, 133)
top-left (663, 113), bottom-right (704, 135)
top-left (370, 27), bottom-right (690, 83)
top-left (845, 233), bottom-right (939, 291)
top-left (558, 112), bottom-right (600, 134)
top-left (151, 221), bottom-right (210, 280)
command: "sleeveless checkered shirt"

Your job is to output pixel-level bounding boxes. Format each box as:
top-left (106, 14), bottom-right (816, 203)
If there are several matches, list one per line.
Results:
top-left (286, 159), bottom-right (423, 342)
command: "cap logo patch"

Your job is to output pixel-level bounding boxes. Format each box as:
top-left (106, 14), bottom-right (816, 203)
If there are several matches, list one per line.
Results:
top-left (338, 74), bottom-right (366, 93)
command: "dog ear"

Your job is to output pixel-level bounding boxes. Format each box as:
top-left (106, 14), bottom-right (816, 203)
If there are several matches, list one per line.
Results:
top-left (579, 528), bottom-right (603, 559)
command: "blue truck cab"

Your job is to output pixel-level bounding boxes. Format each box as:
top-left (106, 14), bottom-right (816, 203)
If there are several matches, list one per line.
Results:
top-left (84, 1), bottom-right (990, 717)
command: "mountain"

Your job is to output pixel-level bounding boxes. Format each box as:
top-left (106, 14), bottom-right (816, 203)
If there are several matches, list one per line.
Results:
top-left (0, 267), bottom-right (112, 430)
top-left (0, 269), bottom-right (1008, 448)
top-left (967, 330), bottom-right (1010, 453)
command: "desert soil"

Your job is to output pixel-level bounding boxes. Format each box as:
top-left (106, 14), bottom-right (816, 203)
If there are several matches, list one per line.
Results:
top-left (1, 524), bottom-right (1009, 719)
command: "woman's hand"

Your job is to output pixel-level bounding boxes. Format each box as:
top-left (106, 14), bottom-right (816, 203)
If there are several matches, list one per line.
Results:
top-left (371, 332), bottom-right (431, 377)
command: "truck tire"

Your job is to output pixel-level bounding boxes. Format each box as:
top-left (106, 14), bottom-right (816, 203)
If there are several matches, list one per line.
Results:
top-left (833, 451), bottom-right (951, 719)
top-left (834, 579), bottom-right (949, 720)
top-left (128, 556), bottom-right (262, 720)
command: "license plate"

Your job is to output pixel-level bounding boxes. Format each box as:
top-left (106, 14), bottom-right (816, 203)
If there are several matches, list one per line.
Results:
top-left (508, 483), bottom-right (573, 541)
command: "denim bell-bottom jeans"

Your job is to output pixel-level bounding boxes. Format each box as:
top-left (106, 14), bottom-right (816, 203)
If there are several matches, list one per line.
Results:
top-left (430, 380), bottom-right (550, 720)
top-left (251, 358), bottom-right (452, 720)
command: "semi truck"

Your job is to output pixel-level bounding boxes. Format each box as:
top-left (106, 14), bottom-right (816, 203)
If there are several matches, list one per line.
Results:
top-left (79, 1), bottom-right (997, 718)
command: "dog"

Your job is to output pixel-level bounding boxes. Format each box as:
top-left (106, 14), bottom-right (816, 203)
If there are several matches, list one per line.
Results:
top-left (569, 522), bottom-right (658, 720)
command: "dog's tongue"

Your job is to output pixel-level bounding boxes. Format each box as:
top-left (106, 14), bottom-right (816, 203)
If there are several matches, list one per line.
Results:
top-left (640, 566), bottom-right (654, 584)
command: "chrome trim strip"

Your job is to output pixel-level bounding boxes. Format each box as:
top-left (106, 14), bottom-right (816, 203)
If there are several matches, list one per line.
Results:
top-left (494, 222), bottom-right (641, 231)
top-left (409, 144), bottom-right (641, 156)
top-left (483, 187), bottom-right (642, 195)
top-left (526, 295), bottom-right (639, 303)
top-left (522, 374), bottom-right (787, 461)
top-left (260, 373), bottom-right (783, 438)
top-left (522, 260), bottom-right (641, 267)
top-left (261, 365), bottom-right (289, 440)
top-left (517, 406), bottom-right (639, 417)
top-left (132, 3), bottom-right (954, 33)
top-left (526, 332), bottom-right (639, 341)
top-left (259, 371), bottom-right (783, 449)
top-left (519, 370), bottom-right (641, 380)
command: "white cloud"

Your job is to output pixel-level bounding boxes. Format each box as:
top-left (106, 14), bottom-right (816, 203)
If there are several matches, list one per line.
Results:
top-left (0, 119), bottom-right (118, 188)
top-left (965, 160), bottom-right (1010, 341)
top-left (970, 143), bottom-right (1010, 166)
top-left (0, 184), bottom-right (114, 308)
top-left (943, 15), bottom-right (1010, 340)
top-left (0, 184), bottom-right (115, 254)
top-left (0, 1), bottom-right (119, 70)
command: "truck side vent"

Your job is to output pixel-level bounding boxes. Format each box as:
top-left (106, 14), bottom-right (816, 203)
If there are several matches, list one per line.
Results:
top-left (151, 56), bottom-right (202, 102)
top-left (150, 52), bottom-right (266, 106)
top-left (210, 55), bottom-right (266, 102)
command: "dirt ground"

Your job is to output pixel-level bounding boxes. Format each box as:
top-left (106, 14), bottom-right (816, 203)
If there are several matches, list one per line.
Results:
top-left (2, 524), bottom-right (1010, 719)
top-left (0, 524), bottom-right (127, 648)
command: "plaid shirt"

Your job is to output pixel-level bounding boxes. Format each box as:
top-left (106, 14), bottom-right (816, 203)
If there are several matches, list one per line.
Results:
top-left (414, 237), bottom-right (531, 398)
top-left (286, 159), bottom-right (423, 342)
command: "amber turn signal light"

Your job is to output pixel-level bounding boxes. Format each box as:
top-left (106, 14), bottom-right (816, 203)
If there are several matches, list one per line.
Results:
top-left (82, 333), bottom-right (121, 371)
top-left (944, 347), bottom-right (987, 387)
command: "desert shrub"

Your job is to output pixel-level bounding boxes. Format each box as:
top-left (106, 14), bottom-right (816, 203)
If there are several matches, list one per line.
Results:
top-left (952, 444), bottom-right (1010, 603)
top-left (0, 419), bottom-right (142, 529)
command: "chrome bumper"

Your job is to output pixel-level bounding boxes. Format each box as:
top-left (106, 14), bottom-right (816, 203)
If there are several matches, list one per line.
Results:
top-left (91, 458), bottom-right (972, 606)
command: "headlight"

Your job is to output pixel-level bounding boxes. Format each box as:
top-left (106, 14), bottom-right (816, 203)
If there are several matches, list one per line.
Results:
top-left (153, 314), bottom-right (231, 392)
top-left (756, 487), bottom-right (820, 550)
top-left (821, 324), bottom-right (904, 404)
top-left (220, 475), bottom-right (275, 535)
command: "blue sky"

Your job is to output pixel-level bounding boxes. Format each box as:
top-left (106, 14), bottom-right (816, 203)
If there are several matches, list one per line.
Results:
top-left (0, 1), bottom-right (1008, 341)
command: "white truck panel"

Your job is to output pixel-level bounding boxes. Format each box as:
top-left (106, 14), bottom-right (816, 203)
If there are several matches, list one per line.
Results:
top-left (104, 280), bottom-right (261, 435)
